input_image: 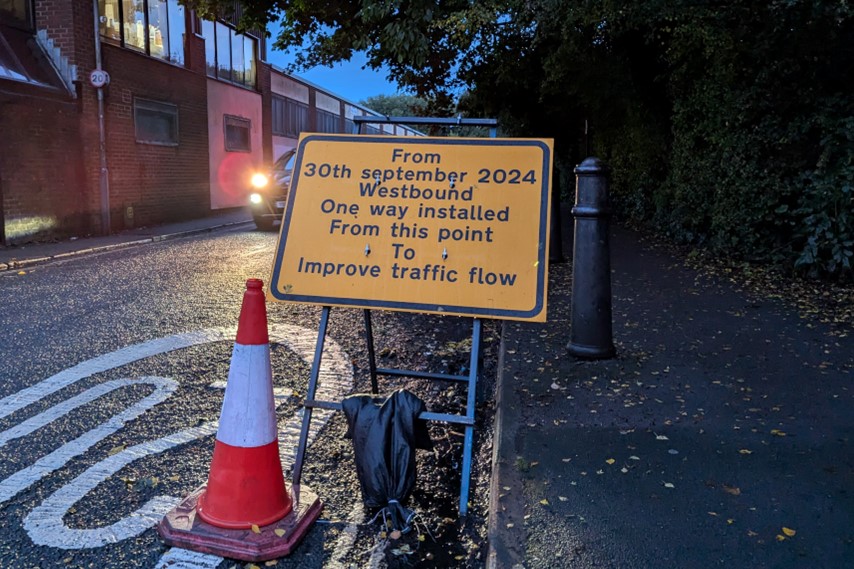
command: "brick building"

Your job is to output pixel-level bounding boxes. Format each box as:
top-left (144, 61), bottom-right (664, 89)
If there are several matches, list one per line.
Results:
top-left (0, 0), bottom-right (406, 246)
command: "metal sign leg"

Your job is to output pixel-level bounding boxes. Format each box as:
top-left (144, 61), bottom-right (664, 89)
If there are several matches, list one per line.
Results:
top-left (459, 318), bottom-right (481, 515)
top-left (293, 306), bottom-right (331, 486)
top-left (364, 309), bottom-right (379, 395)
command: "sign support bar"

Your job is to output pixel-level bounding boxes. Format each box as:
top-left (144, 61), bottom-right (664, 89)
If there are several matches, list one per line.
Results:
top-left (291, 115), bottom-right (501, 517)
top-left (292, 307), bottom-right (482, 515)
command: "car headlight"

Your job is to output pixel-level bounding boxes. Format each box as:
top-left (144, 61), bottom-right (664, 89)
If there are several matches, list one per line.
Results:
top-left (251, 173), bottom-right (269, 188)
top-left (249, 193), bottom-right (263, 204)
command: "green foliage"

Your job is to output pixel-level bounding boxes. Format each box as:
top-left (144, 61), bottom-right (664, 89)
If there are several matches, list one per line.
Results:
top-left (188, 0), bottom-right (854, 280)
top-left (359, 94), bottom-right (426, 118)
top-left (791, 104), bottom-right (854, 277)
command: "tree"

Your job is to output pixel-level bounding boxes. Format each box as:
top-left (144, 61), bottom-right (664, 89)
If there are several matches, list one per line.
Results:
top-left (186, 0), bottom-right (854, 279)
top-left (359, 94), bottom-right (426, 117)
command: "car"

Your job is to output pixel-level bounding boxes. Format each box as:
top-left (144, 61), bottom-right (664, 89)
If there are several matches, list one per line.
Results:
top-left (248, 149), bottom-right (296, 231)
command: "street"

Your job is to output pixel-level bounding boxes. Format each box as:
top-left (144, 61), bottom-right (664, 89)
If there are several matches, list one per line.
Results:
top-left (0, 225), bottom-right (494, 568)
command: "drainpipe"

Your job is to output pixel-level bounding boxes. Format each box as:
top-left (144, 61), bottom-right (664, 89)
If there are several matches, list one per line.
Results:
top-left (92, 0), bottom-right (111, 234)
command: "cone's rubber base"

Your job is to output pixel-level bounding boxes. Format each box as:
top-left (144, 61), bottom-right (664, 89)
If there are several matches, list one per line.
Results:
top-left (157, 484), bottom-right (322, 562)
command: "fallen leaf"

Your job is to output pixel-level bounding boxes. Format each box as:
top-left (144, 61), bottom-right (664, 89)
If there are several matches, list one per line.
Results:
top-left (629, 455), bottom-right (640, 461)
top-left (621, 467), bottom-right (628, 474)
top-left (248, 565), bottom-right (260, 569)
top-left (167, 475), bottom-right (180, 482)
top-left (265, 561), bottom-right (277, 567)
top-left (251, 524), bottom-right (261, 534)
top-left (655, 434), bottom-right (669, 441)
top-left (274, 529), bottom-right (286, 537)
top-left (747, 530), bottom-right (758, 537)
top-left (418, 534), bottom-right (426, 542)
top-left (663, 482), bottom-right (675, 488)
top-left (606, 458), bottom-right (616, 465)
top-left (558, 496), bottom-right (568, 502)
top-left (782, 527), bottom-right (796, 537)
top-left (17, 271), bottom-right (26, 276)
top-left (723, 485), bottom-right (741, 496)
top-left (776, 534), bottom-right (786, 542)
top-left (108, 445), bottom-right (125, 456)
top-left (389, 530), bottom-right (402, 540)
top-left (562, 458), bottom-right (572, 463)
top-left (727, 519), bottom-right (735, 525)
top-left (539, 499), bottom-right (549, 506)
top-left (739, 449), bottom-right (753, 455)
top-left (708, 512), bottom-right (718, 516)
top-left (770, 429), bottom-right (787, 437)
top-left (506, 523), bottom-right (514, 528)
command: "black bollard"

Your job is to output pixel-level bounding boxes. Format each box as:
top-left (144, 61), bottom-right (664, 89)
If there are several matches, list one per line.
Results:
top-left (567, 157), bottom-right (615, 359)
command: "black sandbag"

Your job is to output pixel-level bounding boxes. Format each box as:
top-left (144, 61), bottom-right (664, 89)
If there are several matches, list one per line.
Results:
top-left (342, 389), bottom-right (432, 530)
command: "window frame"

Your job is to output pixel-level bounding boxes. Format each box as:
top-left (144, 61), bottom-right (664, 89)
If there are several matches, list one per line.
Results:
top-left (223, 114), bottom-right (252, 153)
top-left (200, 18), bottom-right (257, 89)
top-left (98, 0), bottom-right (185, 65)
top-left (316, 108), bottom-right (340, 134)
top-left (134, 98), bottom-right (180, 147)
top-left (272, 95), bottom-right (308, 138)
top-left (0, 0), bottom-right (34, 31)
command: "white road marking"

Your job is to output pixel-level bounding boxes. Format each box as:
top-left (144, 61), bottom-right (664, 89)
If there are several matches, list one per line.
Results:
top-left (24, 422), bottom-right (218, 548)
top-left (0, 376), bottom-right (177, 504)
top-left (0, 330), bottom-right (233, 421)
top-left (324, 503), bottom-right (366, 569)
top-left (0, 378), bottom-right (166, 448)
top-left (0, 323), bottom-right (362, 564)
top-left (153, 547), bottom-right (223, 569)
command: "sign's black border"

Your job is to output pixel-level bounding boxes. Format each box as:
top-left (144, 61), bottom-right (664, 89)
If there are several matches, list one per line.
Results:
top-left (269, 135), bottom-right (551, 320)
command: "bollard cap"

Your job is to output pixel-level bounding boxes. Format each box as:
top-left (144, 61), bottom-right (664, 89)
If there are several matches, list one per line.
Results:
top-left (574, 157), bottom-right (609, 176)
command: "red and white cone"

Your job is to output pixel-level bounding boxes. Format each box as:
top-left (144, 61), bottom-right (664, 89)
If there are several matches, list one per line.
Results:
top-left (158, 279), bottom-right (322, 561)
top-left (196, 278), bottom-right (291, 528)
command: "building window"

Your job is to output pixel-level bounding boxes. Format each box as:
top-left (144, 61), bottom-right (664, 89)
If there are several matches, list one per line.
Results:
top-left (200, 19), bottom-right (257, 89)
top-left (0, 0), bottom-right (33, 30)
top-left (272, 95), bottom-right (308, 137)
top-left (316, 109), bottom-right (339, 133)
top-left (99, 0), bottom-right (184, 65)
top-left (224, 115), bottom-right (251, 152)
top-left (201, 19), bottom-right (215, 76)
top-left (134, 98), bottom-right (179, 146)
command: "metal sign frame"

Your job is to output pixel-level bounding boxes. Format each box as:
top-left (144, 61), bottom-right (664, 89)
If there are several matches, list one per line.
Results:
top-left (291, 115), bottom-right (499, 516)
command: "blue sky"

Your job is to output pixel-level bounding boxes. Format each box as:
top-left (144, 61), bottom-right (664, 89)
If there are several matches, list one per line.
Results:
top-left (264, 26), bottom-right (401, 104)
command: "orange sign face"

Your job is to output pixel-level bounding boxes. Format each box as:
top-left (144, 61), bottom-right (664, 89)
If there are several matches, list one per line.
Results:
top-left (268, 134), bottom-right (553, 321)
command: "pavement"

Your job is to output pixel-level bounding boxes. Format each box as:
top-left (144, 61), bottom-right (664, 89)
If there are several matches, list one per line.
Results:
top-left (0, 208), bottom-right (253, 271)
top-left (488, 211), bottom-right (853, 568)
top-left (2, 205), bottom-right (852, 569)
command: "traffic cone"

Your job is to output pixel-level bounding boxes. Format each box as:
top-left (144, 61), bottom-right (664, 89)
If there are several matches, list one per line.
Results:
top-left (158, 279), bottom-right (323, 561)
top-left (196, 278), bottom-right (291, 528)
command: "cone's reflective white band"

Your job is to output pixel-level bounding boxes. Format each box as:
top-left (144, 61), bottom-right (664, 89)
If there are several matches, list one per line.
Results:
top-left (215, 343), bottom-right (277, 448)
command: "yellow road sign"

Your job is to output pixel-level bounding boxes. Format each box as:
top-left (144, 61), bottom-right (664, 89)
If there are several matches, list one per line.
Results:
top-left (269, 134), bottom-right (553, 321)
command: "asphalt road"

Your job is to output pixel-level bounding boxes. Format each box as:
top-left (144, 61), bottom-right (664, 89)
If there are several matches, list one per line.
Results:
top-left (0, 226), bottom-right (493, 568)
